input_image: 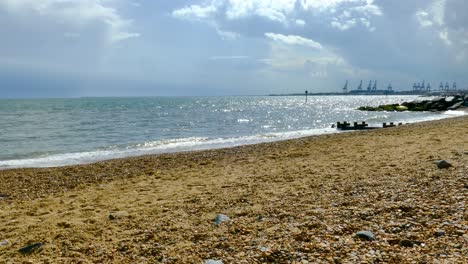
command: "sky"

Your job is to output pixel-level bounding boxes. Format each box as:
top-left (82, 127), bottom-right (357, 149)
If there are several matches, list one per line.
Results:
top-left (0, 0), bottom-right (467, 97)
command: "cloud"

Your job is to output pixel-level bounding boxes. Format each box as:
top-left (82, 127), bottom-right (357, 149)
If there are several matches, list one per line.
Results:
top-left (215, 27), bottom-right (241, 39)
top-left (415, 11), bottom-right (434, 27)
top-left (226, 0), bottom-right (296, 21)
top-left (265, 33), bottom-right (323, 49)
top-left (331, 18), bottom-right (356, 31)
top-left (439, 29), bottom-right (452, 45)
top-left (414, 0), bottom-right (468, 54)
top-left (0, 0), bottom-right (139, 43)
top-left (171, 4), bottom-right (217, 20)
top-left (295, 19), bottom-right (306, 26)
top-left (172, 0), bottom-right (382, 30)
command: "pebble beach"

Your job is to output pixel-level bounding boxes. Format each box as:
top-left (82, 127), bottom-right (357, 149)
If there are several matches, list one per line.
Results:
top-left (0, 116), bottom-right (467, 263)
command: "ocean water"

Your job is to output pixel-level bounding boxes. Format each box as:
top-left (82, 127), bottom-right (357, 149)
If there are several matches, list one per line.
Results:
top-left (0, 96), bottom-right (464, 169)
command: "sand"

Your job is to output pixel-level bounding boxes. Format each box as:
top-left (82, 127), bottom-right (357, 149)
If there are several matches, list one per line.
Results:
top-left (0, 116), bottom-right (467, 263)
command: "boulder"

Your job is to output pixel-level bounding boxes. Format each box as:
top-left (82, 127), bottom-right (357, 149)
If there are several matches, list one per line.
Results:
top-left (448, 102), bottom-right (463, 110)
top-left (444, 96), bottom-right (455, 103)
top-left (396, 105), bottom-right (408, 111)
top-left (431, 97), bottom-right (445, 103)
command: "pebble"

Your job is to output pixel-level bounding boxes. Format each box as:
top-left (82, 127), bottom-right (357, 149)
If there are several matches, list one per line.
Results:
top-left (436, 160), bottom-right (453, 169)
top-left (354, 231), bottom-right (375, 241)
top-left (434, 230), bottom-right (445, 237)
top-left (19, 242), bottom-right (43, 254)
top-left (0, 240), bottom-right (9, 246)
top-left (214, 214), bottom-right (230, 225)
top-left (259, 246), bottom-right (270, 252)
top-left (204, 259), bottom-right (223, 264)
top-left (108, 211), bottom-right (128, 220)
top-left (399, 240), bottom-right (414, 247)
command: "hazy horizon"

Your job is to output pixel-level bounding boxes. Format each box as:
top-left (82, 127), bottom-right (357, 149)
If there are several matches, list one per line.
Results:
top-left (1, 0), bottom-right (467, 98)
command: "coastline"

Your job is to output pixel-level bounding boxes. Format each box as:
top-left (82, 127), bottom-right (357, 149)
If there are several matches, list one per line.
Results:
top-left (0, 116), bottom-right (467, 262)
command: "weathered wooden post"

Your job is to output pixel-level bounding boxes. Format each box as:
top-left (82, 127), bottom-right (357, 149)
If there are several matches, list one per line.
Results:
top-left (305, 90), bottom-right (308, 103)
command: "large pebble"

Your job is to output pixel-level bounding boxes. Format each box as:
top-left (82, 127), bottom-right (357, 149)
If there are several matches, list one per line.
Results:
top-left (355, 231), bottom-right (375, 241)
top-left (204, 259), bottom-right (223, 264)
top-left (436, 160), bottom-right (453, 169)
top-left (214, 214), bottom-right (230, 225)
top-left (108, 211), bottom-right (128, 221)
top-left (434, 230), bottom-right (445, 237)
top-left (0, 240), bottom-right (9, 246)
top-left (19, 242), bottom-right (43, 254)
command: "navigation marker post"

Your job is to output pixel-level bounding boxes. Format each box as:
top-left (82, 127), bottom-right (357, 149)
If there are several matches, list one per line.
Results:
top-left (305, 90), bottom-right (308, 103)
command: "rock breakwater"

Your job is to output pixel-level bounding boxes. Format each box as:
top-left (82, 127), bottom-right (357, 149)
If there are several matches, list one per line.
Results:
top-left (358, 93), bottom-right (468, 112)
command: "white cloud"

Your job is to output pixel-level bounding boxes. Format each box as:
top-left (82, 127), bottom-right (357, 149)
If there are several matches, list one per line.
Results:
top-left (255, 7), bottom-right (287, 23)
top-left (0, 0), bottom-right (139, 43)
top-left (429, 0), bottom-right (447, 26)
top-left (216, 27), bottom-right (241, 40)
top-left (415, 11), bottom-right (434, 27)
top-left (352, 4), bottom-right (383, 17)
top-left (331, 18), bottom-right (356, 31)
top-left (415, 0), bottom-right (446, 28)
top-left (172, 0), bottom-right (382, 29)
top-left (414, 0), bottom-right (463, 49)
top-left (260, 41), bottom-right (350, 81)
top-left (226, 0), bottom-right (296, 21)
top-left (295, 19), bottom-right (306, 26)
top-left (265, 33), bottom-right (323, 49)
top-left (439, 29), bottom-right (452, 45)
top-left (172, 4), bottom-right (218, 20)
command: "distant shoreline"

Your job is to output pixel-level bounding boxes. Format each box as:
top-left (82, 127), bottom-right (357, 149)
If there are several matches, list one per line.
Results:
top-left (268, 91), bottom-right (466, 96)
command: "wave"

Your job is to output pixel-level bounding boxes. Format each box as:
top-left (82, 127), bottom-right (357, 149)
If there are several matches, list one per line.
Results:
top-left (0, 127), bottom-right (337, 169)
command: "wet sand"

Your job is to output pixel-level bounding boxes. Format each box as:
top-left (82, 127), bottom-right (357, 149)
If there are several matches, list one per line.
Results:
top-left (0, 116), bottom-right (467, 263)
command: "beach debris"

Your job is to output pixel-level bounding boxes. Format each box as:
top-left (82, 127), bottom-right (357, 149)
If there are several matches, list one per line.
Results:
top-left (214, 214), bottom-right (230, 225)
top-left (19, 242), bottom-right (43, 254)
top-left (354, 231), bottom-right (375, 241)
top-left (436, 160), bottom-right (453, 169)
top-left (0, 193), bottom-right (8, 200)
top-left (204, 259), bottom-right (223, 264)
top-left (0, 240), bottom-right (9, 247)
top-left (257, 215), bottom-right (265, 222)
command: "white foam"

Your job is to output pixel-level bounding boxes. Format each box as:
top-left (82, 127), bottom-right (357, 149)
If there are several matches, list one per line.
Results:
top-left (0, 127), bottom-right (336, 169)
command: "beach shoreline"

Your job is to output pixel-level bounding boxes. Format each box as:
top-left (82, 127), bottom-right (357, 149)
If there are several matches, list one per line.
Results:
top-left (0, 116), bottom-right (467, 262)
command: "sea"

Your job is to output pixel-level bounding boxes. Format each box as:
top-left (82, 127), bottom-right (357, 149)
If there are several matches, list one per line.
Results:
top-left (0, 95), bottom-right (465, 169)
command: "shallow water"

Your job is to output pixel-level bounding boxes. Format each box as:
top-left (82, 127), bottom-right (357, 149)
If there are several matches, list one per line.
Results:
top-left (0, 95), bottom-right (462, 168)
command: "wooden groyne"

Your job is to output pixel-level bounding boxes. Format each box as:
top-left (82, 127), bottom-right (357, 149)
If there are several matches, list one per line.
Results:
top-left (334, 121), bottom-right (405, 130)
